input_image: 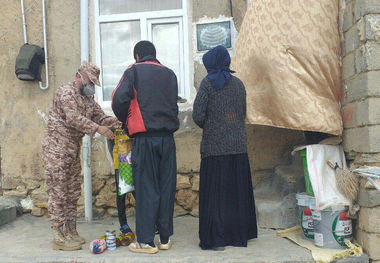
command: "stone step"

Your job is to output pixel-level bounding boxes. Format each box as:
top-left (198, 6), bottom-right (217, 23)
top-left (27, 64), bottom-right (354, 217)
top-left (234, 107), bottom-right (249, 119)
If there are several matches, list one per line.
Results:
top-left (255, 164), bottom-right (305, 199)
top-left (333, 254), bottom-right (369, 263)
top-left (0, 205), bottom-right (16, 227)
top-left (274, 164), bottom-right (305, 197)
top-left (0, 196), bottom-right (22, 227)
top-left (254, 161), bottom-right (306, 229)
top-left (256, 194), bottom-right (298, 229)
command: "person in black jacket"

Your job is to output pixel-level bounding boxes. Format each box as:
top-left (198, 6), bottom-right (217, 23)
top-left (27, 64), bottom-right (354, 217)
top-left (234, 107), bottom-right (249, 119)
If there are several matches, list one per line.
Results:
top-left (112, 41), bottom-right (179, 254)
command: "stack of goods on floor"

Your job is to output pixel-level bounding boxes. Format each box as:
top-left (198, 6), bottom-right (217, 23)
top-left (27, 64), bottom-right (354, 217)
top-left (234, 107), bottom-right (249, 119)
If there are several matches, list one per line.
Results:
top-left (90, 239), bottom-right (107, 254)
top-left (296, 193), bottom-right (353, 249)
top-left (90, 230), bottom-right (135, 254)
top-left (296, 145), bottom-right (353, 249)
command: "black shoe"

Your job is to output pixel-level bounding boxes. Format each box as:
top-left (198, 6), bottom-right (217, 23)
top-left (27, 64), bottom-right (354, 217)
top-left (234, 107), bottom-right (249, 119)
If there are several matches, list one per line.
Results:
top-left (213, 246), bottom-right (225, 251)
top-left (120, 224), bottom-right (133, 234)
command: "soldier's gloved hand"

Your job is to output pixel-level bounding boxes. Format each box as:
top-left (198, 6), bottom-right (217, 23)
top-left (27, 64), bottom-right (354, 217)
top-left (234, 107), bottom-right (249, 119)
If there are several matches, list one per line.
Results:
top-left (97, 126), bottom-right (115, 140)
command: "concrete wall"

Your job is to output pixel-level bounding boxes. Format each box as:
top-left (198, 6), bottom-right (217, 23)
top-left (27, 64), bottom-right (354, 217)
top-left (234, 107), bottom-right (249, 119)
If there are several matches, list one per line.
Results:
top-left (0, 0), bottom-right (81, 215)
top-left (0, 0), bottom-right (305, 219)
top-left (341, 0), bottom-right (380, 261)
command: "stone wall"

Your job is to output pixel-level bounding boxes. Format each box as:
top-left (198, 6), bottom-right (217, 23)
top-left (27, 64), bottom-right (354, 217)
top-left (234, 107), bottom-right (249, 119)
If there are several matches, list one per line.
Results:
top-left (80, 173), bottom-right (200, 218)
top-left (341, 0), bottom-right (380, 261)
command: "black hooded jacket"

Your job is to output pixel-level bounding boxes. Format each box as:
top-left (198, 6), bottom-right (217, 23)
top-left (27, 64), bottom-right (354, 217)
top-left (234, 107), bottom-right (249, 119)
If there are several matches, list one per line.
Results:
top-left (112, 56), bottom-right (179, 136)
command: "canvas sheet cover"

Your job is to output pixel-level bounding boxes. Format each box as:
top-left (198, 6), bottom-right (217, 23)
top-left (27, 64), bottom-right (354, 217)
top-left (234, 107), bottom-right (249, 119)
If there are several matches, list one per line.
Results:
top-left (231, 0), bottom-right (343, 135)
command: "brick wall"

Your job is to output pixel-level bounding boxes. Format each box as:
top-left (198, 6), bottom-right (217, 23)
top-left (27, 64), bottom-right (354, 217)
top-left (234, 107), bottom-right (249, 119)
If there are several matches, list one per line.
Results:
top-left (357, 190), bottom-right (380, 261)
top-left (341, 0), bottom-right (380, 261)
top-left (342, 0), bottom-right (380, 153)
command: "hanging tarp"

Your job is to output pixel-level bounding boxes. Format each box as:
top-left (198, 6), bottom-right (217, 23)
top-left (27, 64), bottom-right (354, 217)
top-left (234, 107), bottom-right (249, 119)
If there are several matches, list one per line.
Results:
top-left (231, 0), bottom-right (343, 135)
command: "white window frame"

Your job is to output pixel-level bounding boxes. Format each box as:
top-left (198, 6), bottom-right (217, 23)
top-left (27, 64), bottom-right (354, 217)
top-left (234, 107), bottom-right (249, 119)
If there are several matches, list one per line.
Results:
top-left (94, 0), bottom-right (190, 109)
top-left (147, 17), bottom-right (185, 98)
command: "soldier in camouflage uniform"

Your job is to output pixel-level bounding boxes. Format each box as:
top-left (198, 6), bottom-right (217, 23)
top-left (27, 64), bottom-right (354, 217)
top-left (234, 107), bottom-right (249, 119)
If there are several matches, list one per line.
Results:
top-left (42, 61), bottom-right (121, 251)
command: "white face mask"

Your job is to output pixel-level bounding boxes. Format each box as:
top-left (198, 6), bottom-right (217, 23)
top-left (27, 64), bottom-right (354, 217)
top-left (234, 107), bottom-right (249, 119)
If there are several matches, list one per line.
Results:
top-left (79, 73), bottom-right (95, 96)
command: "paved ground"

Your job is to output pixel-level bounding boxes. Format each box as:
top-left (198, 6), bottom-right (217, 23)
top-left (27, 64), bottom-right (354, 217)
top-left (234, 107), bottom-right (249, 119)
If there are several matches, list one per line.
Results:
top-left (0, 214), bottom-right (314, 263)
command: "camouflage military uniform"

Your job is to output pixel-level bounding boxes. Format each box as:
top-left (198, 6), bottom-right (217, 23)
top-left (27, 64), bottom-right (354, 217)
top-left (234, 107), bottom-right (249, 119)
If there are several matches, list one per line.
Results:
top-left (42, 62), bottom-right (120, 227)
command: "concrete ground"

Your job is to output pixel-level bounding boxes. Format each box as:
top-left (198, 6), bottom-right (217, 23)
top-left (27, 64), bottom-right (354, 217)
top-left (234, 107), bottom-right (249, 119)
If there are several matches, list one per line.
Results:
top-left (0, 214), bottom-right (315, 263)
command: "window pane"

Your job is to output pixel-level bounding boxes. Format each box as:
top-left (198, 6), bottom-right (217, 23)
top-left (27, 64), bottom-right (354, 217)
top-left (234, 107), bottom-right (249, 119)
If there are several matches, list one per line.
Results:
top-left (100, 21), bottom-right (140, 101)
top-left (152, 23), bottom-right (180, 88)
top-left (102, 67), bottom-right (126, 101)
top-left (100, 0), bottom-right (182, 15)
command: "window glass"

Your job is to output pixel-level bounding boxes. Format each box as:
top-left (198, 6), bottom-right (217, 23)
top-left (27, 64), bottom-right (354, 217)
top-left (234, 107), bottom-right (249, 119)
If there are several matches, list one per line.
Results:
top-left (100, 21), bottom-right (140, 101)
top-left (100, 0), bottom-right (182, 15)
top-left (152, 23), bottom-right (181, 86)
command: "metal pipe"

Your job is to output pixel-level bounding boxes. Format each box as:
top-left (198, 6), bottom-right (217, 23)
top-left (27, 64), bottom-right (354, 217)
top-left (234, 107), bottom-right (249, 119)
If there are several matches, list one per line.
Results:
top-left (21, 0), bottom-right (28, 43)
top-left (359, 172), bottom-right (380, 179)
top-left (39, 0), bottom-right (49, 90)
top-left (367, 177), bottom-right (380, 192)
top-left (83, 136), bottom-right (92, 221)
top-left (229, 0), bottom-right (233, 18)
top-left (353, 171), bottom-right (380, 179)
top-left (356, 169), bottom-right (380, 176)
top-left (81, 0), bottom-right (92, 222)
top-left (354, 171), bottom-right (380, 192)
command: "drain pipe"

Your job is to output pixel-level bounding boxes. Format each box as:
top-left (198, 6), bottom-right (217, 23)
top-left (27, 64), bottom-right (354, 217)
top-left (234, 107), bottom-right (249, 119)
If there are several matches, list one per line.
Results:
top-left (21, 0), bottom-right (49, 90)
top-left (39, 0), bottom-right (49, 90)
top-left (81, 0), bottom-right (92, 222)
top-left (20, 0), bottom-right (28, 43)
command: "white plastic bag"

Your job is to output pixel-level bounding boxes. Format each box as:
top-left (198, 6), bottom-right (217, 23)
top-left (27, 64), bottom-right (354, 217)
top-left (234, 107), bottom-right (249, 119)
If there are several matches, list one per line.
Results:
top-left (306, 145), bottom-right (351, 210)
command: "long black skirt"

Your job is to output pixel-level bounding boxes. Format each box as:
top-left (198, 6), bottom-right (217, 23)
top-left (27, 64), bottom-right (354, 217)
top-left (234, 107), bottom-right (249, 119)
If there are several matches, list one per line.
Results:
top-left (199, 153), bottom-right (257, 249)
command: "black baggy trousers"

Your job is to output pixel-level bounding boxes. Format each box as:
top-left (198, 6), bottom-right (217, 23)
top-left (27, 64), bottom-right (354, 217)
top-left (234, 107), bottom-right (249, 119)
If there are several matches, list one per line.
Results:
top-left (132, 135), bottom-right (177, 243)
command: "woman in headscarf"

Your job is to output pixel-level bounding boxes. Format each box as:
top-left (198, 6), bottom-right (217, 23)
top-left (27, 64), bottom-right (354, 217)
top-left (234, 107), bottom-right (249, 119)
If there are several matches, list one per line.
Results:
top-left (193, 45), bottom-right (257, 251)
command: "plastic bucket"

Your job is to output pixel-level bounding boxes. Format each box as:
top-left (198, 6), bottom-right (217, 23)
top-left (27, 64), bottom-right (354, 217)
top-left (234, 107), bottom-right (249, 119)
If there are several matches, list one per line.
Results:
top-left (300, 149), bottom-right (314, 196)
top-left (312, 206), bottom-right (353, 249)
top-left (296, 193), bottom-right (315, 241)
